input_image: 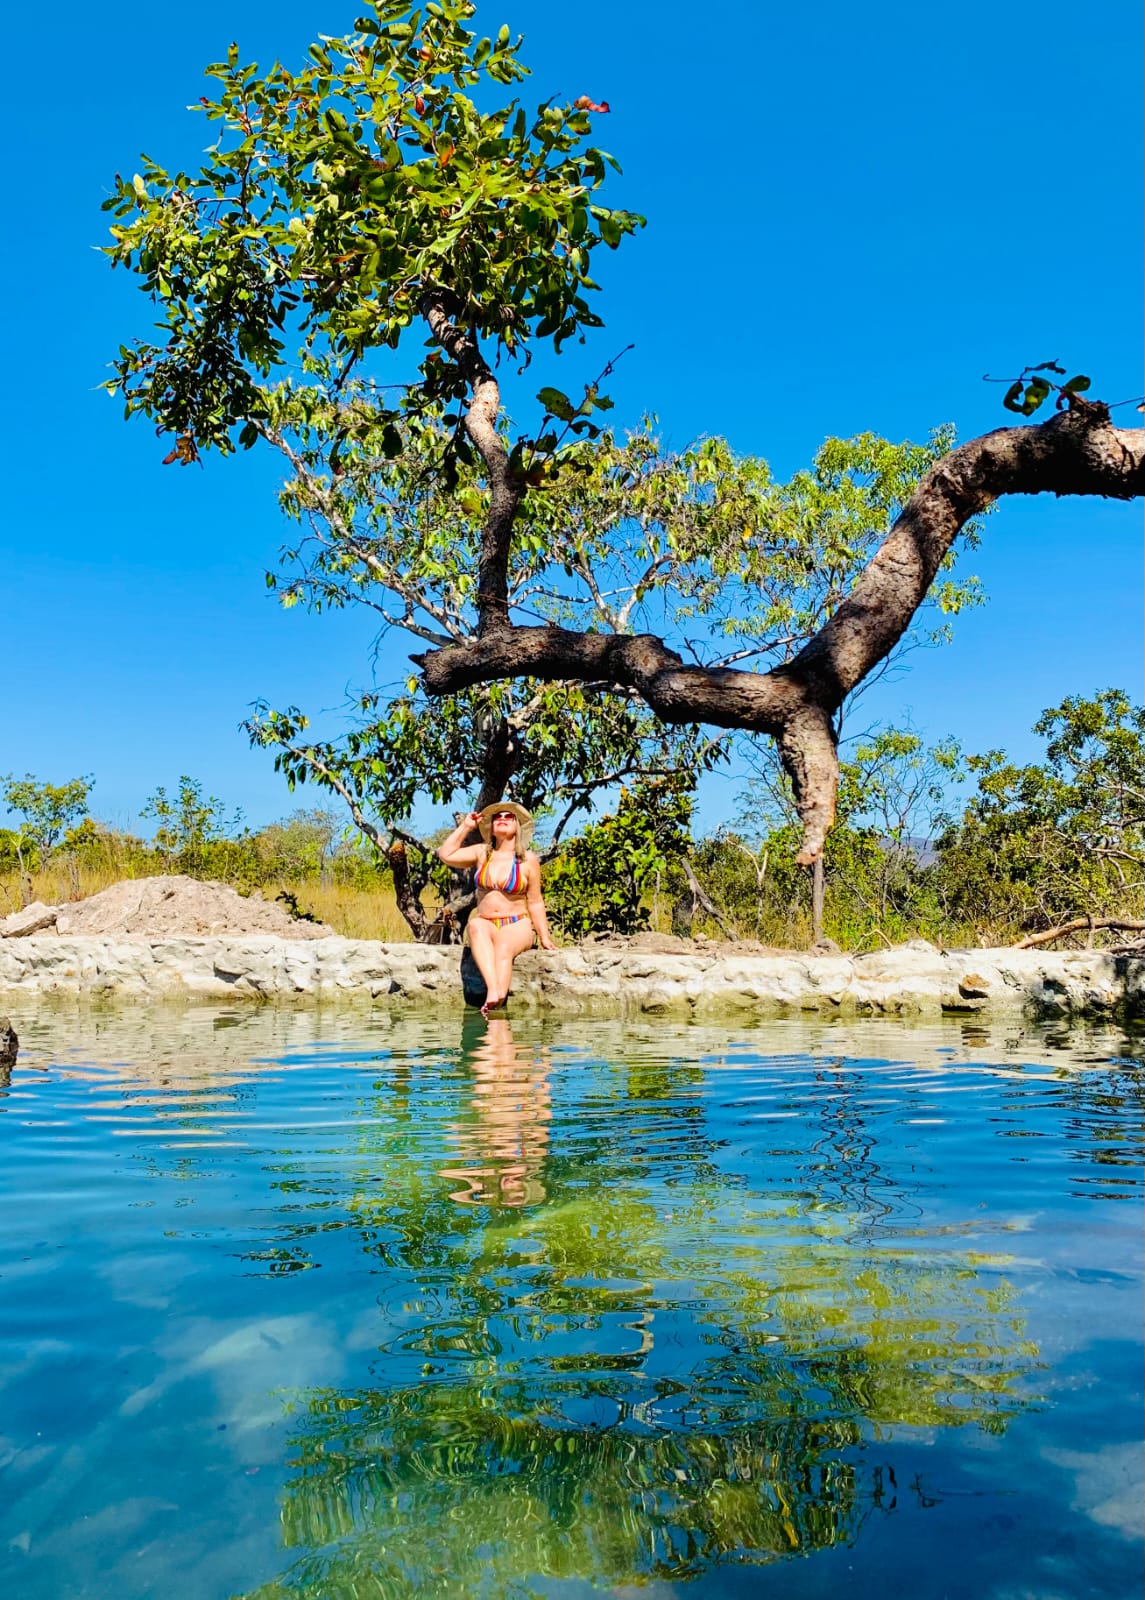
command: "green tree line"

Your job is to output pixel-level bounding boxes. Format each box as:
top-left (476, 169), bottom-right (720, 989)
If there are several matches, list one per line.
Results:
top-left (5, 689), bottom-right (1141, 948)
top-left (0, 776), bottom-right (388, 900)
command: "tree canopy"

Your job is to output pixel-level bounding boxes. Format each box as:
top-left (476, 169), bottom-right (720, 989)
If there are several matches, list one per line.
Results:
top-left (241, 404), bottom-right (982, 932)
top-left (1, 774), bottom-right (93, 874)
top-left (106, 1), bottom-right (1145, 866)
top-left (934, 689), bottom-right (1145, 941)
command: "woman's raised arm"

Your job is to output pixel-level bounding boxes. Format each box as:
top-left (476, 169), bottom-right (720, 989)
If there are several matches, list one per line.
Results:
top-left (436, 812), bottom-right (484, 869)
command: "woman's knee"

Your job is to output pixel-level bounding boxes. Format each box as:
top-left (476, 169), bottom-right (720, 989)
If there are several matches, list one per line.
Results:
top-left (499, 925), bottom-right (535, 962)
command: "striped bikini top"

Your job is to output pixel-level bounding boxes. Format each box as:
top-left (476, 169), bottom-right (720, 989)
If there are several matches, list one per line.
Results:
top-left (475, 852), bottom-right (525, 896)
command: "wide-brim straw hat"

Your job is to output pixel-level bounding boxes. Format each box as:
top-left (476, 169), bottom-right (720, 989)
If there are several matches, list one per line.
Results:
top-left (476, 801), bottom-right (534, 849)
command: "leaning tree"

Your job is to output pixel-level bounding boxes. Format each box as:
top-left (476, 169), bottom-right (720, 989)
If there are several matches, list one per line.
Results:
top-left (242, 411), bottom-right (980, 935)
top-left (105, 0), bottom-right (1145, 873)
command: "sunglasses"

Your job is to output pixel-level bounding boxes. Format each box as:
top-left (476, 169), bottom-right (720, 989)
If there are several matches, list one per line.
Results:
top-left (491, 811), bottom-right (517, 821)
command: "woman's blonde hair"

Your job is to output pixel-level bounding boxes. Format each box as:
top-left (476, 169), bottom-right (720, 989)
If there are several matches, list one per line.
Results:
top-left (481, 837), bottom-right (528, 866)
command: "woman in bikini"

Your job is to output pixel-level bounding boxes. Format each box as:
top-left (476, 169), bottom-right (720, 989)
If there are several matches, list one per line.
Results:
top-left (435, 802), bottom-right (557, 1014)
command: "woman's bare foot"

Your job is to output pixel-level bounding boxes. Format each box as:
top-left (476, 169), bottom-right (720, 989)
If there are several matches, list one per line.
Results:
top-left (480, 991), bottom-right (506, 1017)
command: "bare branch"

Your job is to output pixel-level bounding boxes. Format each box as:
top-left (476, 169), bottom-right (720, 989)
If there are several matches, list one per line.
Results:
top-left (1015, 916), bottom-right (1145, 949)
top-left (258, 734), bottom-right (386, 852)
top-left (569, 552), bottom-right (622, 631)
top-left (679, 854), bottom-right (736, 939)
top-left (706, 633), bottom-right (809, 669)
top-left (615, 553), bottom-right (672, 631)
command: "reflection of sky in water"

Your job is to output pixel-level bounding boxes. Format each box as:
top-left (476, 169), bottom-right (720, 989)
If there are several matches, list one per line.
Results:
top-left (0, 1007), bottom-right (1141, 1599)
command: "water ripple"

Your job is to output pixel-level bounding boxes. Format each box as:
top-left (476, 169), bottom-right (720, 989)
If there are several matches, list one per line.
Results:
top-left (0, 1008), bottom-right (1140, 1600)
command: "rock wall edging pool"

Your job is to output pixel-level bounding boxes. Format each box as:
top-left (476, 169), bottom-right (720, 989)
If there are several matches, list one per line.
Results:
top-left (0, 936), bottom-right (1141, 1019)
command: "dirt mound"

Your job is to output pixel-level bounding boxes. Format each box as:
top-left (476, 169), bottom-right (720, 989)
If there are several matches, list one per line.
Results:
top-left (1, 876), bottom-right (336, 940)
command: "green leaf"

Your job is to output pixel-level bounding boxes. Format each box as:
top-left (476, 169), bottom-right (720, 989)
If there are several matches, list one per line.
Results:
top-left (1063, 375), bottom-right (1091, 394)
top-left (103, 14), bottom-right (641, 459)
top-left (537, 386), bottom-right (576, 422)
top-left (1022, 376), bottom-right (1052, 415)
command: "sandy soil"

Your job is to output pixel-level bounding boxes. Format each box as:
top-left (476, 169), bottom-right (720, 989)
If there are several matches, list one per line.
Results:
top-left (0, 876), bottom-right (336, 940)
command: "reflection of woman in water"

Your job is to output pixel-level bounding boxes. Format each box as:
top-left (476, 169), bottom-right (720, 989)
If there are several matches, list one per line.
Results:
top-left (440, 1015), bottom-right (553, 1208)
top-left (436, 802), bottom-right (557, 1014)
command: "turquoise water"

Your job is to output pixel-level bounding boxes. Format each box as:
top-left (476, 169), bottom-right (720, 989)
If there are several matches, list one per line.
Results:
top-left (0, 1007), bottom-right (1142, 1599)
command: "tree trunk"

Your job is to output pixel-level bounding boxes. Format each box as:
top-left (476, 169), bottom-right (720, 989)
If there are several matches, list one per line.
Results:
top-left (420, 285), bottom-right (521, 635)
top-left (811, 855), bottom-right (825, 946)
top-left (387, 840), bottom-right (431, 941)
top-left (670, 893), bottom-right (694, 938)
top-left (680, 854), bottom-right (736, 939)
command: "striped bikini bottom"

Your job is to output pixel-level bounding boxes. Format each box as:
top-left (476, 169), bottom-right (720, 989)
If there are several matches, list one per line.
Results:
top-left (475, 912), bottom-right (531, 931)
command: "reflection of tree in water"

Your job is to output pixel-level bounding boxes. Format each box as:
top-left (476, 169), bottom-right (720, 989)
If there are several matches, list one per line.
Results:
top-left (249, 1403), bottom-right (889, 1599)
top-left (241, 1263), bottom-right (1030, 1599)
top-left (235, 1022), bottom-right (1050, 1600)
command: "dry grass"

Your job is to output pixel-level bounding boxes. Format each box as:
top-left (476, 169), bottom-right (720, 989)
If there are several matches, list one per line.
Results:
top-left (0, 862), bottom-right (117, 913)
top-left (281, 881), bottom-right (416, 940)
top-left (0, 865), bottom-right (419, 942)
top-left (0, 864), bottom-right (981, 950)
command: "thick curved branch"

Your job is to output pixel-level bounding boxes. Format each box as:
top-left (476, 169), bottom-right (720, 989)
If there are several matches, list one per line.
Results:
top-left (421, 286), bottom-right (521, 633)
top-left (791, 403), bottom-right (1144, 705)
top-left (416, 404), bottom-right (1145, 862)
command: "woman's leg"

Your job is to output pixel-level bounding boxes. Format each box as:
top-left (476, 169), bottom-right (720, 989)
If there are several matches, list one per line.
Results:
top-left (467, 918), bottom-right (500, 1008)
top-left (491, 918), bottom-right (536, 1005)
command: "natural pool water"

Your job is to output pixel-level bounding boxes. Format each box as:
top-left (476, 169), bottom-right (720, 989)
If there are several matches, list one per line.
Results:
top-left (0, 1006), bottom-right (1141, 1600)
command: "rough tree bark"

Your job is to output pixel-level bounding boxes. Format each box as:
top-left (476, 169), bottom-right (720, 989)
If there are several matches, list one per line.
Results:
top-left (386, 839), bottom-right (431, 940)
top-left (421, 286), bottom-right (522, 634)
top-left (415, 403), bottom-right (1145, 862)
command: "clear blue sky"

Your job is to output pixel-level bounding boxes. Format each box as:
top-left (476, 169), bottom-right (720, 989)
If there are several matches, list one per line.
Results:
top-left (2, 0), bottom-right (1141, 836)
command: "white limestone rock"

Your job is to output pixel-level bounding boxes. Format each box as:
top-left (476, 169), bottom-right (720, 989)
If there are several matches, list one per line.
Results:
top-left (0, 934), bottom-right (1139, 1018)
top-left (0, 901), bottom-right (59, 937)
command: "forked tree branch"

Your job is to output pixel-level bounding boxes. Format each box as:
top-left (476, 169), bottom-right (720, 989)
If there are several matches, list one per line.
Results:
top-left (415, 403), bottom-right (1145, 861)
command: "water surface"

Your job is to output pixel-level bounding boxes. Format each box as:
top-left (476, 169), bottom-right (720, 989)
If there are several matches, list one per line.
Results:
top-left (1, 1007), bottom-right (1142, 1599)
